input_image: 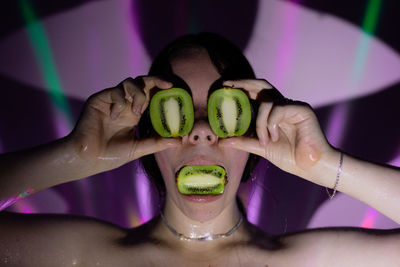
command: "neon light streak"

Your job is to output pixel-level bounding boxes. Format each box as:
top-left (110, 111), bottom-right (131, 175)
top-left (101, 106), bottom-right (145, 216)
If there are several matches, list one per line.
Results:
top-left (327, 0), bottom-right (382, 159)
top-left (361, 208), bottom-right (379, 228)
top-left (354, 0), bottom-right (382, 228)
top-left (323, 0), bottom-right (382, 228)
top-left (19, 0), bottom-right (73, 128)
top-left (0, 188), bottom-right (35, 211)
top-left (352, 0), bottom-right (382, 86)
top-left (362, 0), bottom-right (382, 35)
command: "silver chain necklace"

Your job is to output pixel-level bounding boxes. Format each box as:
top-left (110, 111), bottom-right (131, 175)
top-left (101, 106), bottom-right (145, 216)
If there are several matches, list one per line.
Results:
top-left (160, 211), bottom-right (243, 242)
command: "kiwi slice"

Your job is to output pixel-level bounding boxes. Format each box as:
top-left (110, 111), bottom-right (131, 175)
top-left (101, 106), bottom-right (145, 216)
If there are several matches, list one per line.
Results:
top-left (208, 88), bottom-right (251, 138)
top-left (176, 165), bottom-right (227, 195)
top-left (150, 88), bottom-right (194, 137)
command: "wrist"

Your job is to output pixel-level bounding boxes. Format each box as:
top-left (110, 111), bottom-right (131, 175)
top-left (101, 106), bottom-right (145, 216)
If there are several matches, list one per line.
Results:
top-left (61, 134), bottom-right (101, 178)
top-left (307, 147), bottom-right (343, 188)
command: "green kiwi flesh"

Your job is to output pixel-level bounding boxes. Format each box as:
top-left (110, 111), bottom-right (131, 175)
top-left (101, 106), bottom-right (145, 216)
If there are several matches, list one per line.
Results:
top-left (177, 165), bottom-right (226, 195)
top-left (150, 88), bottom-right (194, 137)
top-left (208, 88), bottom-right (251, 138)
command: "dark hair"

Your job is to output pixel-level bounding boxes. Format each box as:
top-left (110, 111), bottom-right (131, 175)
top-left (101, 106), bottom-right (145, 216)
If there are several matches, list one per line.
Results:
top-left (138, 32), bottom-right (260, 198)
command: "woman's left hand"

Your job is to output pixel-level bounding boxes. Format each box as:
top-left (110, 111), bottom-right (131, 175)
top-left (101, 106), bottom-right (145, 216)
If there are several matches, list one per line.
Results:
top-left (218, 79), bottom-right (337, 185)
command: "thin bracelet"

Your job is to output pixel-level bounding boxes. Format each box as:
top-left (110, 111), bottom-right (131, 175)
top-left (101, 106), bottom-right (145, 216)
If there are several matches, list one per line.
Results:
top-left (326, 152), bottom-right (344, 199)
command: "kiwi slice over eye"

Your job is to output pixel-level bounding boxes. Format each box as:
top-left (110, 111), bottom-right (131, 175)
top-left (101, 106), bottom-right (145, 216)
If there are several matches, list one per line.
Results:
top-left (208, 88), bottom-right (251, 138)
top-left (150, 88), bottom-right (194, 137)
top-left (176, 165), bottom-right (227, 195)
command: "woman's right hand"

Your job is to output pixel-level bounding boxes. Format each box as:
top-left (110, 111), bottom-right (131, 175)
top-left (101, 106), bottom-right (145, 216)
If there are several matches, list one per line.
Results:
top-left (69, 76), bottom-right (181, 172)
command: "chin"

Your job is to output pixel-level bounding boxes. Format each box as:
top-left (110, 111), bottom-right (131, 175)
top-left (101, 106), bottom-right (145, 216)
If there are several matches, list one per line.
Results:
top-left (172, 189), bottom-right (235, 223)
top-left (180, 201), bottom-right (226, 223)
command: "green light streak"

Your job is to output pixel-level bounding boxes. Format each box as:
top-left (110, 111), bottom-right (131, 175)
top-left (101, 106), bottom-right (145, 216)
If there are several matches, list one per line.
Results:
top-left (362, 0), bottom-right (382, 35)
top-left (352, 0), bottom-right (382, 85)
top-left (331, 0), bottom-right (383, 148)
top-left (19, 0), bottom-right (73, 125)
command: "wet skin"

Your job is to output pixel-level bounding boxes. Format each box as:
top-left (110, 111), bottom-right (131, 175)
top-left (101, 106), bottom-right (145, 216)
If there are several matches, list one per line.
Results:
top-left (1, 49), bottom-right (400, 267)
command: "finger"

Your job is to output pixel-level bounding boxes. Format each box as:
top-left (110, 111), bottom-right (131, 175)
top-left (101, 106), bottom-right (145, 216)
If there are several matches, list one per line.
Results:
top-left (223, 79), bottom-right (273, 99)
top-left (266, 105), bottom-right (287, 143)
top-left (120, 78), bottom-right (146, 116)
top-left (218, 136), bottom-right (265, 158)
top-left (133, 138), bottom-right (181, 159)
top-left (136, 76), bottom-right (173, 112)
top-left (256, 101), bottom-right (273, 146)
top-left (110, 88), bottom-right (127, 120)
top-left (266, 103), bottom-right (313, 143)
top-left (141, 76), bottom-right (173, 93)
top-left (121, 76), bottom-right (172, 114)
top-left (125, 76), bottom-right (172, 93)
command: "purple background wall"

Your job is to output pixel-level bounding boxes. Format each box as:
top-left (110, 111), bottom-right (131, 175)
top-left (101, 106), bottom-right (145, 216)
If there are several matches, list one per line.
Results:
top-left (1, 0), bottom-right (399, 234)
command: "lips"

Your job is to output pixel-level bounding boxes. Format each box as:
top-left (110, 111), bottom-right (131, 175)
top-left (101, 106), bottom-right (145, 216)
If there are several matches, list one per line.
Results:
top-left (176, 156), bottom-right (225, 172)
top-left (180, 194), bottom-right (224, 203)
top-left (175, 157), bottom-right (228, 203)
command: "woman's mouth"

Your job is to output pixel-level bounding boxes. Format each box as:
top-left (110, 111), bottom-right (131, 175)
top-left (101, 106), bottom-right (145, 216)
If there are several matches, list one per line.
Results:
top-left (179, 194), bottom-right (224, 203)
top-left (175, 164), bottom-right (227, 201)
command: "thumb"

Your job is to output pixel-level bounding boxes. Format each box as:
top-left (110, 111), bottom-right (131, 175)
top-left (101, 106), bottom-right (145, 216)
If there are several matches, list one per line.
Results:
top-left (218, 136), bottom-right (265, 158)
top-left (132, 138), bottom-right (181, 159)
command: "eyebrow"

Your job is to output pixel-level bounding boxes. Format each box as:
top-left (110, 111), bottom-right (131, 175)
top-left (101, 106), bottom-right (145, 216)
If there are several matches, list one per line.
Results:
top-left (167, 72), bottom-right (224, 100)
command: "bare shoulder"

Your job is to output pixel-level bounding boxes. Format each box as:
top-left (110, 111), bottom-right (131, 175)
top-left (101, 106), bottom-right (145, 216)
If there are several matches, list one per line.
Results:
top-left (275, 226), bottom-right (400, 267)
top-left (0, 211), bottom-right (126, 266)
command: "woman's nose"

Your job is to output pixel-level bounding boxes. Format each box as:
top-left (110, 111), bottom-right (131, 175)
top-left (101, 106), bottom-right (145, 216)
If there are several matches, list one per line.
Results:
top-left (186, 120), bottom-right (217, 145)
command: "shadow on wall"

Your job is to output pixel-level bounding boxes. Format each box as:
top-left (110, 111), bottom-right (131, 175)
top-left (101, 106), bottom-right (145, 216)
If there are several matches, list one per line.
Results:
top-left (134, 0), bottom-right (258, 58)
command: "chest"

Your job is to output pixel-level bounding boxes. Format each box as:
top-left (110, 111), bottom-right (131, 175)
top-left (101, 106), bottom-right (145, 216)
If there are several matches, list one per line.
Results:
top-left (130, 248), bottom-right (269, 267)
top-left (86, 239), bottom-right (319, 267)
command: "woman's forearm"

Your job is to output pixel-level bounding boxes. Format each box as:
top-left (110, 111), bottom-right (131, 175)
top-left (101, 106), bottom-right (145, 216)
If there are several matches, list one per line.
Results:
top-left (313, 150), bottom-right (400, 224)
top-left (0, 136), bottom-right (96, 210)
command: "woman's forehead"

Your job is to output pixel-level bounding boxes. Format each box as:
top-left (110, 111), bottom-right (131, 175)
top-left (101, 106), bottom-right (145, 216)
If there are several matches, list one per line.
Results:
top-left (170, 50), bottom-right (221, 105)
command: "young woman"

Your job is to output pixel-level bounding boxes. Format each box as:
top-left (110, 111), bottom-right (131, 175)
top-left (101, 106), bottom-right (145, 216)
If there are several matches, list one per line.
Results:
top-left (1, 33), bottom-right (399, 266)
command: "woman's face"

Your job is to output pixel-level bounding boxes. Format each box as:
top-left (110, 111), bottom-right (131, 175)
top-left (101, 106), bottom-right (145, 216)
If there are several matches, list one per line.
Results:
top-left (154, 49), bottom-right (250, 222)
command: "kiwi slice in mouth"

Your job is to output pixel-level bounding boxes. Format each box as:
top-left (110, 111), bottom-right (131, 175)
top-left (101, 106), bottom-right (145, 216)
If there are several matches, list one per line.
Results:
top-left (208, 88), bottom-right (251, 138)
top-left (176, 165), bottom-right (227, 195)
top-left (150, 88), bottom-right (194, 137)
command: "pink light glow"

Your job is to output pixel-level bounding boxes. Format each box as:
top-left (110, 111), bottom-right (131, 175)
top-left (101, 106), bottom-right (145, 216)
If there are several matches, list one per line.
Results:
top-left (360, 207), bottom-right (379, 228)
top-left (126, 201), bottom-right (142, 227)
top-left (246, 182), bottom-right (263, 225)
top-left (325, 103), bottom-right (348, 148)
top-left (53, 108), bottom-right (72, 138)
top-left (246, 162), bottom-right (270, 225)
top-left (2, 189), bottom-right (36, 213)
top-left (273, 1), bottom-right (301, 94)
top-left (388, 146), bottom-right (400, 167)
top-left (135, 166), bottom-right (154, 224)
top-left (21, 205), bottom-right (35, 214)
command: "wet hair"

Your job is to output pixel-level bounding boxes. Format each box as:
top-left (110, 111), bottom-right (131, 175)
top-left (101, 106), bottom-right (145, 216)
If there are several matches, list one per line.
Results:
top-left (138, 32), bottom-right (260, 199)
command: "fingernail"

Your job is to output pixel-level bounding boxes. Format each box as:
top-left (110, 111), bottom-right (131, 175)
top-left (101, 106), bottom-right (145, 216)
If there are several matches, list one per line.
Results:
top-left (111, 112), bottom-right (119, 120)
top-left (132, 105), bottom-right (142, 115)
top-left (271, 124), bottom-right (279, 142)
top-left (125, 95), bottom-right (133, 102)
top-left (259, 137), bottom-right (266, 147)
top-left (223, 80), bottom-right (233, 86)
top-left (163, 81), bottom-right (173, 88)
top-left (167, 139), bottom-right (178, 145)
